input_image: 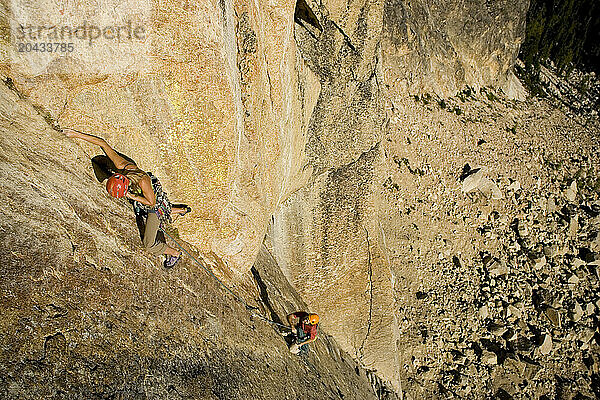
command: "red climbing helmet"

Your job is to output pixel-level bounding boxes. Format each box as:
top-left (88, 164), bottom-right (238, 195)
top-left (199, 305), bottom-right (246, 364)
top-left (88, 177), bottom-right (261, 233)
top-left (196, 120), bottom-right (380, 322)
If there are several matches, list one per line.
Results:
top-left (106, 173), bottom-right (130, 198)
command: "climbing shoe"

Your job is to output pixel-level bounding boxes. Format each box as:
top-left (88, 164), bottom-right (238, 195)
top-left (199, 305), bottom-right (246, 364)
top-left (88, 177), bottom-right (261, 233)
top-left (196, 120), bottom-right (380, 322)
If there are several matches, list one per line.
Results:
top-left (172, 204), bottom-right (191, 217)
top-left (164, 252), bottom-right (182, 269)
top-left (181, 206), bottom-right (192, 216)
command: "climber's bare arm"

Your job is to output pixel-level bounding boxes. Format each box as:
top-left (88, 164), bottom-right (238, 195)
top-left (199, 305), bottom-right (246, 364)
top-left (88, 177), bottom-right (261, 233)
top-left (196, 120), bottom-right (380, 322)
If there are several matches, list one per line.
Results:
top-left (125, 175), bottom-right (156, 207)
top-left (62, 128), bottom-right (130, 170)
top-left (286, 313), bottom-right (298, 328)
top-left (298, 336), bottom-right (317, 346)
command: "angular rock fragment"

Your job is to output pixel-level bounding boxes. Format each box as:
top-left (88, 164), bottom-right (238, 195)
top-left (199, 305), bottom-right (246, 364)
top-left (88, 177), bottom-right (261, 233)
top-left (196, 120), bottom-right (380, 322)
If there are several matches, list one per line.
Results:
top-left (585, 303), bottom-right (595, 315)
top-left (543, 245), bottom-right (559, 258)
top-left (565, 181), bottom-right (577, 202)
top-left (479, 305), bottom-right (489, 319)
top-left (572, 258), bottom-right (586, 268)
top-left (568, 215), bottom-right (578, 238)
top-left (544, 307), bottom-right (561, 328)
top-left (507, 305), bottom-right (522, 320)
top-left (567, 274), bottom-right (580, 285)
top-left (570, 302), bottom-right (584, 322)
top-left (533, 255), bottom-right (546, 269)
top-left (487, 259), bottom-right (508, 277)
top-left (539, 334), bottom-right (553, 355)
top-left (516, 218), bottom-right (529, 237)
top-left (547, 197), bottom-right (558, 213)
top-left (482, 350), bottom-right (498, 365)
top-left (461, 167), bottom-right (503, 199)
top-left (580, 329), bottom-right (595, 343)
top-left (507, 181), bottom-right (521, 191)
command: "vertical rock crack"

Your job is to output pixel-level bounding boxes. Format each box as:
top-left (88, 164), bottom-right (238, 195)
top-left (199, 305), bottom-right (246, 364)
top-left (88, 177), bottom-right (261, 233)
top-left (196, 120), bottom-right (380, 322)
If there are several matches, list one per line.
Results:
top-left (357, 225), bottom-right (374, 362)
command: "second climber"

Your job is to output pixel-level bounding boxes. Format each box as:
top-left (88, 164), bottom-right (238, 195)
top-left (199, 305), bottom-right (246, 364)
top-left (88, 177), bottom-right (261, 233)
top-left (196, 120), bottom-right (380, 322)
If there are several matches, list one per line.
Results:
top-left (286, 311), bottom-right (319, 355)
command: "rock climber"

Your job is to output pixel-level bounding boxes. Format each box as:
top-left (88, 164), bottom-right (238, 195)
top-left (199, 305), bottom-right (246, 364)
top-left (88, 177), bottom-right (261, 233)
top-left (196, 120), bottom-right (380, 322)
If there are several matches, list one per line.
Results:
top-left (62, 128), bottom-right (190, 268)
top-left (286, 311), bottom-right (319, 355)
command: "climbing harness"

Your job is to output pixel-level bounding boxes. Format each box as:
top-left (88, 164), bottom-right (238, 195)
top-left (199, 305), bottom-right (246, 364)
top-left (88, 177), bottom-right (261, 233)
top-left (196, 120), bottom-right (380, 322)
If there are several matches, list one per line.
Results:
top-left (133, 173), bottom-right (172, 227)
top-left (160, 229), bottom-right (289, 330)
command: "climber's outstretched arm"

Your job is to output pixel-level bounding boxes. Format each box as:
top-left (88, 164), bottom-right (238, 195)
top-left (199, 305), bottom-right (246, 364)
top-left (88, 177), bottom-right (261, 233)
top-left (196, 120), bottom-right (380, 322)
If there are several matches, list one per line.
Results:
top-left (62, 128), bottom-right (131, 170)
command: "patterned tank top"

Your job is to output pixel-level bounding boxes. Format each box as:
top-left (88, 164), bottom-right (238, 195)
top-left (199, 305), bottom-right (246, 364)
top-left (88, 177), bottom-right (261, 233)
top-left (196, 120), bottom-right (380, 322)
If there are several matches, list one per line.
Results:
top-left (122, 164), bottom-right (172, 226)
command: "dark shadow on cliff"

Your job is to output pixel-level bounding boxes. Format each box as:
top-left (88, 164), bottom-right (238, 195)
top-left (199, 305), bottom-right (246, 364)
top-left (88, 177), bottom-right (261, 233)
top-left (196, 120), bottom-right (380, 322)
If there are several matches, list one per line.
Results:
top-left (294, 0), bottom-right (322, 32)
top-left (251, 265), bottom-right (284, 328)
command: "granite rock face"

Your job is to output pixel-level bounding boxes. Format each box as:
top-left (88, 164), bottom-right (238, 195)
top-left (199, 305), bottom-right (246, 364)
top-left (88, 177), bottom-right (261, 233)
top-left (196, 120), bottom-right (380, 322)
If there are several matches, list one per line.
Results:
top-left (272, 0), bottom-right (531, 390)
top-left (0, 81), bottom-right (393, 399)
top-left (0, 0), bottom-right (529, 275)
top-left (0, 0), bottom-right (546, 398)
top-left (1, 0), bottom-right (319, 275)
top-left (382, 0), bottom-right (529, 98)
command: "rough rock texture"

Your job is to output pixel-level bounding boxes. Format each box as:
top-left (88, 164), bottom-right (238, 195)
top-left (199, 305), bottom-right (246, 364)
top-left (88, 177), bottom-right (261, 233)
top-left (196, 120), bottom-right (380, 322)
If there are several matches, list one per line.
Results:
top-left (1, 0), bottom-right (319, 274)
top-left (271, 0), bottom-right (400, 385)
top-left (382, 0), bottom-right (530, 98)
top-left (0, 0), bottom-right (530, 275)
top-left (373, 84), bottom-right (600, 397)
top-left (0, 81), bottom-right (394, 399)
top-left (2, 0), bottom-right (582, 398)
top-left (271, 146), bottom-right (399, 380)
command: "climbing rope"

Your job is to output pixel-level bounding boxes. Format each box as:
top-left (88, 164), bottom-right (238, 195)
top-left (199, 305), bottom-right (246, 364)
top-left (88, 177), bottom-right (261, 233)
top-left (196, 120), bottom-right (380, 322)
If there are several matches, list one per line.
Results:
top-left (160, 229), bottom-right (290, 330)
